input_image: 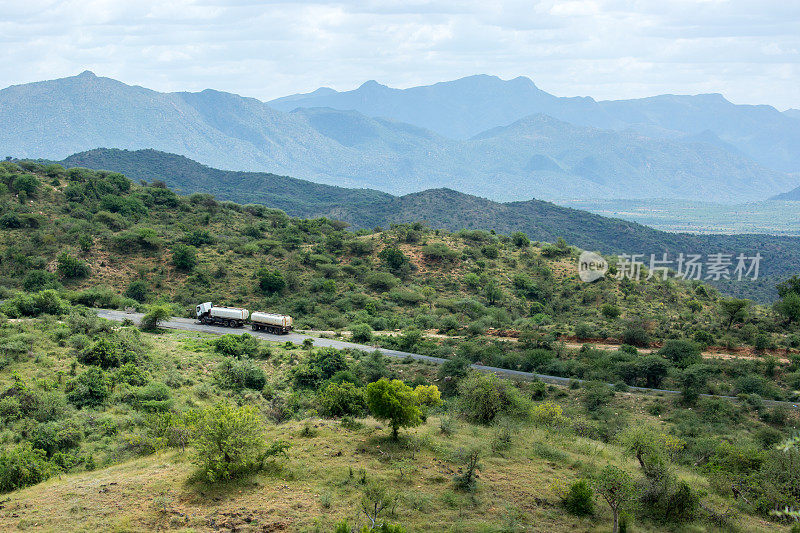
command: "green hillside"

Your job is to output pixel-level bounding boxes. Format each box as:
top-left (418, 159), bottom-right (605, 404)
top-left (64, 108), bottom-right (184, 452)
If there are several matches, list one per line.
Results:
top-left (60, 148), bottom-right (800, 302)
top-left (1, 160), bottom-right (800, 532)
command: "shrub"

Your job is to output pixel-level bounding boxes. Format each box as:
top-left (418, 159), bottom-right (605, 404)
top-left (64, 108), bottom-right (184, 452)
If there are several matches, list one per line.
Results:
top-left (601, 304), bottom-right (621, 319)
top-left (191, 403), bottom-right (288, 482)
top-left (457, 374), bottom-right (529, 424)
top-left (351, 323), bottom-right (373, 343)
top-left (422, 242), bottom-right (458, 262)
top-left (23, 270), bottom-right (60, 292)
top-left (256, 268), bottom-right (286, 295)
top-left (366, 272), bottom-right (399, 292)
top-left (124, 280), bottom-right (150, 303)
top-left (511, 231), bottom-right (530, 248)
top-left (212, 333), bottom-right (260, 358)
top-left (78, 337), bottom-right (120, 369)
top-left (57, 253), bottom-right (90, 280)
top-left (622, 325), bottom-right (650, 347)
top-left (365, 378), bottom-right (423, 439)
top-left (659, 339), bottom-right (702, 369)
top-left (171, 244), bottom-right (198, 271)
top-left (318, 382), bottom-right (367, 417)
top-left (0, 444), bottom-right (55, 493)
top-left (67, 366), bottom-right (110, 408)
top-left (531, 401), bottom-right (567, 427)
top-left (214, 359), bottom-right (267, 391)
top-left (563, 479), bottom-right (594, 516)
top-left (582, 381), bottom-right (614, 412)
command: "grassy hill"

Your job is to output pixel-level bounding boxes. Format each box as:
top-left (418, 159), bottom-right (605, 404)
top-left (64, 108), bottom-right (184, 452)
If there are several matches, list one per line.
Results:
top-left (60, 147), bottom-right (800, 302)
top-left (1, 160), bottom-right (799, 532)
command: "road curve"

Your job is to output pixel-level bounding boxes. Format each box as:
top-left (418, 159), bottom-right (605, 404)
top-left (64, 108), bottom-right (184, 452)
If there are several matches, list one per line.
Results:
top-left (96, 308), bottom-right (799, 409)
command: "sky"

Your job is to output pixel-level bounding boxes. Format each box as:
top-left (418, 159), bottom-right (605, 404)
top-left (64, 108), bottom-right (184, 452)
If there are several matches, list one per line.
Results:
top-left (1, 0), bottom-right (799, 109)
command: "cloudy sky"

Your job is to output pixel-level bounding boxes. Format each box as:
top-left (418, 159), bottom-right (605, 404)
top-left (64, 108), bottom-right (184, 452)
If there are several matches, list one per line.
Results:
top-left (2, 0), bottom-right (798, 109)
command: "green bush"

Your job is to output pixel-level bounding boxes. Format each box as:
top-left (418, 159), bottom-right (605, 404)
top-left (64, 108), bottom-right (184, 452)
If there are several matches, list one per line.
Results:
top-left (366, 272), bottom-right (399, 292)
top-left (256, 268), bottom-right (286, 295)
top-left (57, 253), bottom-right (90, 280)
top-left (140, 305), bottom-right (172, 331)
top-left (212, 333), bottom-right (260, 358)
top-left (191, 402), bottom-right (288, 482)
top-left (351, 323), bottom-right (373, 343)
top-left (457, 373), bottom-right (530, 424)
top-left (124, 280), bottom-right (150, 303)
top-left (214, 359), bottom-right (267, 391)
top-left (659, 339), bottom-right (702, 369)
top-left (171, 244), bottom-right (198, 271)
top-left (563, 479), bottom-right (594, 516)
top-left (0, 443), bottom-right (55, 493)
top-left (67, 366), bottom-right (110, 408)
top-left (318, 382), bottom-right (368, 417)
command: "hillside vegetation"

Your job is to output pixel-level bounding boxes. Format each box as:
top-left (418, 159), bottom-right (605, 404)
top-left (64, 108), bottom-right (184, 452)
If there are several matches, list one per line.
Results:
top-left (0, 160), bottom-right (800, 531)
top-left (59, 148), bottom-right (800, 302)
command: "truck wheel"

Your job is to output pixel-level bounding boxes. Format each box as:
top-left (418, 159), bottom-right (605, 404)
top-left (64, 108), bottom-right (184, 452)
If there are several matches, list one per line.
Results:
top-left (225, 320), bottom-right (233, 328)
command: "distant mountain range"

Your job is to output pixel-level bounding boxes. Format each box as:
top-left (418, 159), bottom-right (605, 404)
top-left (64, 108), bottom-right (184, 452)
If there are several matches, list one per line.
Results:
top-left (2, 72), bottom-right (798, 202)
top-left (58, 148), bottom-right (800, 302)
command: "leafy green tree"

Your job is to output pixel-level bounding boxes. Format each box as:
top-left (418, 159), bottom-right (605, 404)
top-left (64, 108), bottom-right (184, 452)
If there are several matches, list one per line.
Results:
top-left (595, 465), bottom-right (636, 533)
top-left (171, 244), bottom-right (198, 271)
top-left (365, 378), bottom-right (422, 439)
top-left (12, 174), bottom-right (39, 196)
top-left (78, 337), bottom-right (120, 369)
top-left (256, 268), bottom-right (286, 295)
top-left (366, 272), bottom-right (399, 292)
top-left (563, 479), bottom-right (594, 516)
top-left (191, 402), bottom-right (288, 481)
top-left (351, 323), bottom-right (373, 343)
top-left (601, 303), bottom-right (621, 319)
top-left (23, 270), bottom-right (60, 292)
top-left (719, 298), bottom-right (749, 330)
top-left (484, 282), bottom-right (504, 306)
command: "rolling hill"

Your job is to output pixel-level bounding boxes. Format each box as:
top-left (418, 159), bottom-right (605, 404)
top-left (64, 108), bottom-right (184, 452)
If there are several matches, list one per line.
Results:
top-left (2, 72), bottom-right (797, 202)
top-left (59, 148), bottom-right (800, 301)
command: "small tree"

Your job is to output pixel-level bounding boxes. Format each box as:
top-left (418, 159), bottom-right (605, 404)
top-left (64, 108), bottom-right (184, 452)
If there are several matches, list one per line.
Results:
top-left (595, 465), bottom-right (636, 533)
top-left (191, 402), bottom-right (288, 481)
top-left (719, 298), bottom-right (749, 330)
top-left (140, 305), bottom-right (172, 331)
top-left (365, 378), bottom-right (422, 439)
top-left (66, 366), bottom-right (110, 408)
top-left (124, 280), bottom-right (150, 303)
top-left (776, 292), bottom-right (800, 324)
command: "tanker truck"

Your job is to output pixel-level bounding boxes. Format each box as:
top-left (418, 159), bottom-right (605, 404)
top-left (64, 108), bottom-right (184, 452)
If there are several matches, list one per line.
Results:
top-left (195, 302), bottom-right (249, 327)
top-left (250, 311), bottom-right (293, 334)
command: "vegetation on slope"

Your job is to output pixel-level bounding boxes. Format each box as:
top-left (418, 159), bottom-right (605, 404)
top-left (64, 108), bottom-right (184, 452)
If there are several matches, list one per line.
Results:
top-left (1, 160), bottom-right (800, 530)
top-left (59, 148), bottom-right (800, 302)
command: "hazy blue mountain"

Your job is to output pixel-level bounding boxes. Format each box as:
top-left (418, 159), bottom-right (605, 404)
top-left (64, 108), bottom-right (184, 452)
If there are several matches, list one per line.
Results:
top-left (271, 75), bottom-right (800, 173)
top-left (771, 185), bottom-right (800, 201)
top-left (2, 72), bottom-right (797, 202)
top-left (269, 75), bottom-right (621, 139)
top-left (54, 147), bottom-right (800, 302)
top-left (785, 109), bottom-right (800, 120)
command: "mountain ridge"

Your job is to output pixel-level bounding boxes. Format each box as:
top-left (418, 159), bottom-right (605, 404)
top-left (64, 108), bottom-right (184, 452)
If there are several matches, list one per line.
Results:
top-left (2, 72), bottom-right (798, 202)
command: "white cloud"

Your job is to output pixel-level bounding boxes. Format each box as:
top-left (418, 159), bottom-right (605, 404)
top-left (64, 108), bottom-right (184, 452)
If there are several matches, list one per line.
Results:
top-left (0, 0), bottom-right (797, 109)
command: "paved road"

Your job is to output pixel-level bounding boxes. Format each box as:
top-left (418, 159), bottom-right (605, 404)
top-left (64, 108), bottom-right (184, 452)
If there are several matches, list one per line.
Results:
top-left (96, 308), bottom-right (799, 409)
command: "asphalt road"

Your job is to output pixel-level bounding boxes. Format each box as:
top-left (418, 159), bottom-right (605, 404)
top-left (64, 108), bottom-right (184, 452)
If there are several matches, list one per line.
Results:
top-left (96, 308), bottom-right (799, 409)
